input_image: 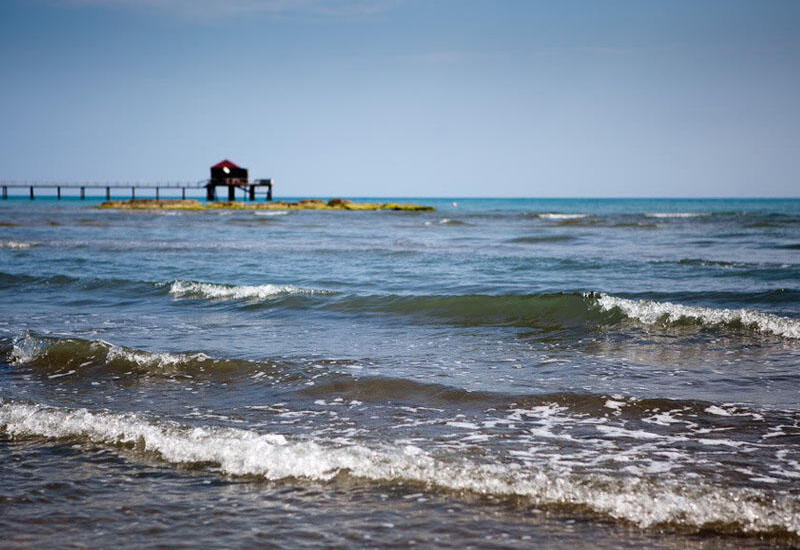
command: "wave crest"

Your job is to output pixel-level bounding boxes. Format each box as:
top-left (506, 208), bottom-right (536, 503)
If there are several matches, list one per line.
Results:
top-left (1, 401), bottom-right (798, 538)
top-left (329, 292), bottom-right (800, 340)
top-left (593, 293), bottom-right (800, 340)
top-left (645, 212), bottom-right (707, 218)
top-left (0, 240), bottom-right (36, 249)
top-left (5, 333), bottom-right (257, 378)
top-left (168, 280), bottom-right (328, 300)
top-left (533, 213), bottom-right (587, 220)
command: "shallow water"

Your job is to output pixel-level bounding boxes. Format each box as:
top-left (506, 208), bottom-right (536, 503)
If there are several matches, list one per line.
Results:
top-left (1, 197), bottom-right (799, 548)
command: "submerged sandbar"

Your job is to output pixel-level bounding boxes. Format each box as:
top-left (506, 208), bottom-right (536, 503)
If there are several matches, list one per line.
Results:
top-left (98, 198), bottom-right (434, 212)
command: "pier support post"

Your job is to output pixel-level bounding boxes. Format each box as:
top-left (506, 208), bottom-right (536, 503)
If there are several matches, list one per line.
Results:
top-left (228, 185), bottom-right (235, 201)
top-left (206, 185), bottom-right (215, 201)
top-left (80, 187), bottom-right (85, 200)
top-left (132, 187), bottom-right (135, 199)
top-left (182, 188), bottom-right (186, 200)
top-left (57, 186), bottom-right (61, 200)
top-left (106, 186), bottom-right (110, 200)
top-left (156, 187), bottom-right (160, 200)
top-left (249, 185), bottom-right (255, 201)
top-left (30, 186), bottom-right (34, 200)
top-left (267, 183), bottom-right (272, 201)
top-left (2, 186), bottom-right (7, 200)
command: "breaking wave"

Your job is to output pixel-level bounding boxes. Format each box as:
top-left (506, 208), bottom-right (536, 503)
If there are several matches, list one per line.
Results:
top-left (0, 240), bottom-right (36, 249)
top-left (1, 401), bottom-right (797, 538)
top-left (167, 280), bottom-right (329, 301)
top-left (253, 210), bottom-right (289, 216)
top-left (593, 293), bottom-right (800, 340)
top-left (327, 292), bottom-right (800, 340)
top-left (0, 272), bottom-right (325, 302)
top-left (533, 213), bottom-right (587, 220)
top-left (645, 213), bottom-right (708, 218)
top-left (3, 333), bottom-right (262, 379)
top-left (1, 267), bottom-right (797, 340)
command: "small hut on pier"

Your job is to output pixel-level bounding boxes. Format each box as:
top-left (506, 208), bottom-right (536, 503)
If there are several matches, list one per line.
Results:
top-left (206, 159), bottom-right (272, 201)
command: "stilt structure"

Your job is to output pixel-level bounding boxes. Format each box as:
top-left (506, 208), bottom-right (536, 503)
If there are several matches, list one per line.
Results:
top-left (205, 159), bottom-right (273, 202)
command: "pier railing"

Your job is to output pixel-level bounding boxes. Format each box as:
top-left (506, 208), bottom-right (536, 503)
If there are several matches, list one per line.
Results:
top-left (0, 180), bottom-right (258, 201)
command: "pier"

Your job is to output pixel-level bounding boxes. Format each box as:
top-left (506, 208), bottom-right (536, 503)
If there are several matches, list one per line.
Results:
top-left (1, 182), bottom-right (208, 201)
top-left (2, 159), bottom-right (274, 202)
top-left (1, 181), bottom-right (273, 201)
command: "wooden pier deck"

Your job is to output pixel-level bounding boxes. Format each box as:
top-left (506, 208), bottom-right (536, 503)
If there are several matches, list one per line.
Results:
top-left (0, 180), bottom-right (273, 201)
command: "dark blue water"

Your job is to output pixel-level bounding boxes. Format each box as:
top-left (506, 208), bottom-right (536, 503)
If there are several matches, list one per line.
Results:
top-left (1, 197), bottom-right (799, 548)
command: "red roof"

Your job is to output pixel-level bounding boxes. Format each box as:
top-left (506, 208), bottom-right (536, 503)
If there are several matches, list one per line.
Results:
top-left (211, 159), bottom-right (241, 169)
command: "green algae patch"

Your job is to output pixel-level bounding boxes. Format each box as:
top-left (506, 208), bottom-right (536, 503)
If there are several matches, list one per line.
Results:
top-left (99, 199), bottom-right (207, 210)
top-left (98, 198), bottom-right (434, 212)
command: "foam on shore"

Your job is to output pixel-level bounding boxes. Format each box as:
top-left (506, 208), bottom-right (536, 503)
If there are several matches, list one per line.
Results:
top-left (1, 401), bottom-right (797, 537)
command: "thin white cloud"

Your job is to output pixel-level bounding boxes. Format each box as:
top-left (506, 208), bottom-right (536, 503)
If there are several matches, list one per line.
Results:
top-left (56, 0), bottom-right (402, 19)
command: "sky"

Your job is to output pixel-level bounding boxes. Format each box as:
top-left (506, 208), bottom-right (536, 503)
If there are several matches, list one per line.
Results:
top-left (0, 0), bottom-right (798, 197)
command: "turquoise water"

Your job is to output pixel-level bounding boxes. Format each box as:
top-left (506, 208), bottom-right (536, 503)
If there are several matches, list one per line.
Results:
top-left (1, 197), bottom-right (799, 548)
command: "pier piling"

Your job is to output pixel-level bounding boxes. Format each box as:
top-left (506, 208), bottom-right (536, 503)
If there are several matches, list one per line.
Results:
top-left (57, 186), bottom-right (61, 200)
top-left (106, 186), bottom-right (110, 200)
top-left (181, 188), bottom-right (186, 200)
top-left (2, 186), bottom-right (7, 200)
top-left (80, 187), bottom-right (85, 200)
top-left (156, 187), bottom-right (160, 200)
top-left (30, 186), bottom-right (34, 200)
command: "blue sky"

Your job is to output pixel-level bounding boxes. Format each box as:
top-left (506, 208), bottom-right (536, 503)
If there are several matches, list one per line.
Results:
top-left (1, 0), bottom-right (798, 197)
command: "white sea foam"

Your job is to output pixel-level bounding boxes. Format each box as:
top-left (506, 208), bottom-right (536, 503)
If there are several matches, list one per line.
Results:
top-left (593, 294), bottom-right (800, 340)
top-left (104, 343), bottom-right (210, 369)
top-left (705, 405), bottom-right (732, 416)
top-left (604, 399), bottom-right (625, 411)
top-left (47, 370), bottom-right (76, 379)
top-left (1, 402), bottom-right (798, 535)
top-left (254, 211), bottom-right (289, 216)
top-left (0, 240), bottom-right (35, 249)
top-left (645, 212), bottom-right (707, 218)
top-left (168, 280), bottom-right (325, 301)
top-left (535, 213), bottom-right (586, 220)
top-left (9, 333), bottom-right (47, 365)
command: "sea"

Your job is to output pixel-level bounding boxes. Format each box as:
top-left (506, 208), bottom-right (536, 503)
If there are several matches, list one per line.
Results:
top-left (1, 196), bottom-right (799, 549)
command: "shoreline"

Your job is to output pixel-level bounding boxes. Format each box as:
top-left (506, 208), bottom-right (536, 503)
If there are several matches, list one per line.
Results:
top-left (97, 198), bottom-right (435, 211)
